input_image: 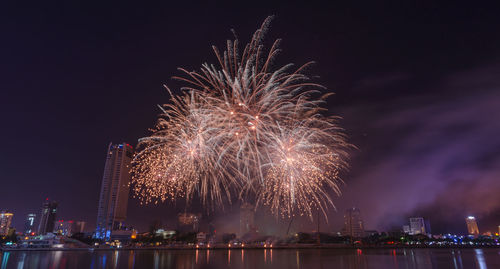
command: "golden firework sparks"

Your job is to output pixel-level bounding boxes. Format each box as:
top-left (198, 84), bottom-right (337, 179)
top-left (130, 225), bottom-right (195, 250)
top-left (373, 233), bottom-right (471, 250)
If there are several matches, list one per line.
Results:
top-left (131, 16), bottom-right (351, 218)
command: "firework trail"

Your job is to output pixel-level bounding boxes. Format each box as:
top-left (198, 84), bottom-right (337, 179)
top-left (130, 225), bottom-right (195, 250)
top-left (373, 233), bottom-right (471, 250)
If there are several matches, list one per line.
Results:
top-left (131, 16), bottom-right (350, 218)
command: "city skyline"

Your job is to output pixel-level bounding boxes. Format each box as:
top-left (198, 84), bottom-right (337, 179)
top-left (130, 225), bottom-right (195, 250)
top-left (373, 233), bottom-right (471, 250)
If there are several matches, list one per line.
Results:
top-left (2, 2), bottom-right (500, 235)
top-left (3, 199), bottom-right (497, 237)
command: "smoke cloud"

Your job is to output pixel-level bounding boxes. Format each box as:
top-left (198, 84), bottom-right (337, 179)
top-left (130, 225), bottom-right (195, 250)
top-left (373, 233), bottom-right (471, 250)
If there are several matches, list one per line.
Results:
top-left (331, 64), bottom-right (500, 234)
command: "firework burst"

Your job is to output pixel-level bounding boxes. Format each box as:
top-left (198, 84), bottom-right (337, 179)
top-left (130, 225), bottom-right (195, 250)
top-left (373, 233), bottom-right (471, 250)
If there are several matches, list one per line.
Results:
top-left (131, 16), bottom-right (350, 218)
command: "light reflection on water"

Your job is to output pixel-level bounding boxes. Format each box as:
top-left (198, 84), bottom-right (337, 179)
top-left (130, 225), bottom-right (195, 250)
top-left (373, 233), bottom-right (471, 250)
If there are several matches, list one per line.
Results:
top-left (0, 248), bottom-right (499, 269)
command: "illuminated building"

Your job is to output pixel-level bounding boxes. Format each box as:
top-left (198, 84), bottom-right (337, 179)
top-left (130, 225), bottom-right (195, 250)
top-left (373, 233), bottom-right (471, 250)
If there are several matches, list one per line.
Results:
top-left (177, 213), bottom-right (201, 232)
top-left (155, 229), bottom-right (175, 239)
top-left (465, 216), bottom-right (479, 236)
top-left (343, 207), bottom-right (364, 238)
top-left (54, 220), bottom-right (73, 236)
top-left (239, 203), bottom-right (255, 236)
top-left (38, 200), bottom-right (58, 235)
top-left (0, 211), bottom-right (14, 235)
top-left (409, 217), bottom-right (430, 235)
top-left (53, 220), bottom-right (84, 236)
top-left (95, 143), bottom-right (133, 240)
top-left (24, 213), bottom-right (36, 234)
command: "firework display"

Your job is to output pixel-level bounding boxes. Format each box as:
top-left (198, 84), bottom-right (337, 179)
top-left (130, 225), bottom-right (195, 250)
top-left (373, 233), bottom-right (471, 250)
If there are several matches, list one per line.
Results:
top-left (131, 17), bottom-right (350, 218)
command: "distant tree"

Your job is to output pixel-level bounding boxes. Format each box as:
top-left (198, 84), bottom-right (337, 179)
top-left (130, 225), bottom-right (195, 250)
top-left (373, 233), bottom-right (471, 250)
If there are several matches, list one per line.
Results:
top-left (176, 232), bottom-right (197, 243)
top-left (0, 231), bottom-right (18, 244)
top-left (70, 232), bottom-right (100, 245)
top-left (296, 233), bottom-right (316, 244)
top-left (321, 234), bottom-right (349, 244)
top-left (149, 220), bottom-right (162, 236)
top-left (222, 233), bottom-right (236, 243)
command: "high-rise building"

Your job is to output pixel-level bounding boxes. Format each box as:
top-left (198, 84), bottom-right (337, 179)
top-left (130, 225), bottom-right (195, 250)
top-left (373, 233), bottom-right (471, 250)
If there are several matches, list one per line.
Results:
top-left (343, 207), bottom-right (364, 238)
top-left (465, 216), bottom-right (479, 236)
top-left (239, 203), bottom-right (255, 236)
top-left (0, 212), bottom-right (13, 235)
top-left (409, 217), bottom-right (427, 235)
top-left (95, 143), bottom-right (133, 240)
top-left (404, 217), bottom-right (431, 236)
top-left (38, 200), bottom-right (58, 235)
top-left (24, 213), bottom-right (36, 234)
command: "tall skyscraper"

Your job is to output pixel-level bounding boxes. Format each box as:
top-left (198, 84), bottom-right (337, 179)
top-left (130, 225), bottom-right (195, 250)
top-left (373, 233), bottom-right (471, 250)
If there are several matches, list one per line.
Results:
top-left (343, 207), bottom-right (364, 238)
top-left (0, 212), bottom-right (13, 235)
top-left (239, 203), bottom-right (255, 236)
top-left (466, 216), bottom-right (479, 236)
top-left (38, 200), bottom-right (58, 235)
top-left (95, 143), bottom-right (133, 240)
top-left (24, 213), bottom-right (36, 234)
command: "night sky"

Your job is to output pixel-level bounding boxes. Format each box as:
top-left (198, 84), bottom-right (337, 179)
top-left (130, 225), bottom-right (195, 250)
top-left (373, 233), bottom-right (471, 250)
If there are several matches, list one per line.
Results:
top-left (2, 2), bottom-right (499, 235)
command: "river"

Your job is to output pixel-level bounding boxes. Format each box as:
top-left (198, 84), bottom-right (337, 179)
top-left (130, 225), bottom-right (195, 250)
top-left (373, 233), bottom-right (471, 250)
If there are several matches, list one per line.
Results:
top-left (1, 248), bottom-right (500, 268)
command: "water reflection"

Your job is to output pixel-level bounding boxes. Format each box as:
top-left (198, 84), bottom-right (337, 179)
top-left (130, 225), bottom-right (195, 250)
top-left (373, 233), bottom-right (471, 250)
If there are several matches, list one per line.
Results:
top-left (101, 253), bottom-right (106, 268)
top-left (475, 249), bottom-right (487, 269)
top-left (15, 253), bottom-right (25, 269)
top-left (295, 250), bottom-right (299, 268)
top-left (50, 251), bottom-right (62, 268)
top-left (0, 248), bottom-right (498, 268)
top-left (128, 250), bottom-right (135, 268)
top-left (1, 252), bottom-right (10, 269)
top-left (392, 249), bottom-right (398, 268)
top-left (451, 249), bottom-right (464, 269)
top-left (153, 250), bottom-right (159, 268)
